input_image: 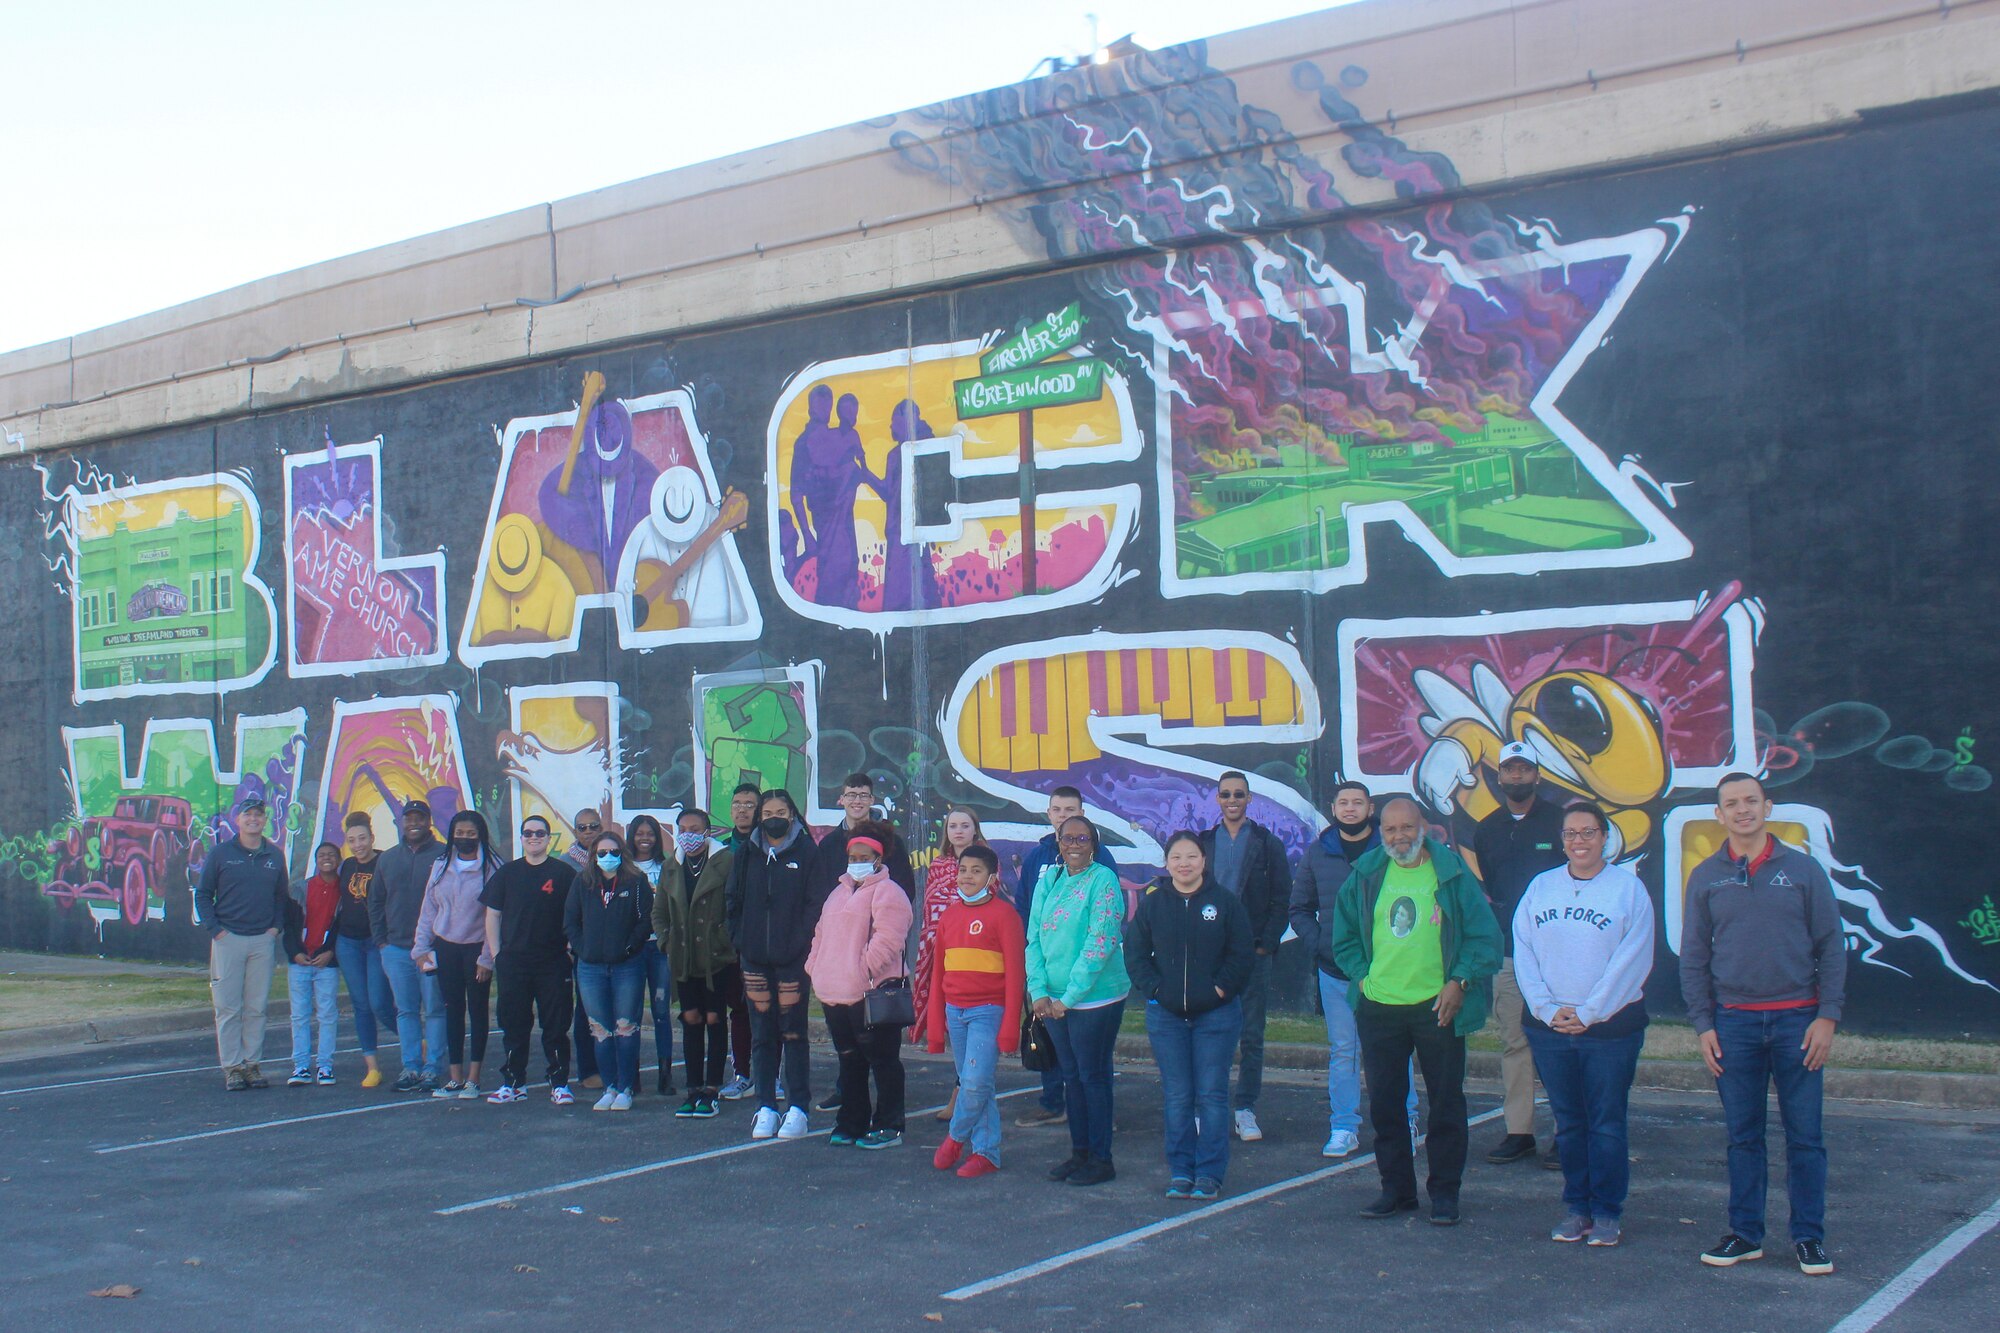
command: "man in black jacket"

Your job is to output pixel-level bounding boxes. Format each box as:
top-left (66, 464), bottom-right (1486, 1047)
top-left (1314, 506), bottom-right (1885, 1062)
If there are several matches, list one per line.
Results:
top-left (806, 772), bottom-right (914, 901)
top-left (1197, 771), bottom-right (1292, 1144)
top-left (1470, 742), bottom-right (1568, 1165)
top-left (195, 797), bottom-right (288, 1090)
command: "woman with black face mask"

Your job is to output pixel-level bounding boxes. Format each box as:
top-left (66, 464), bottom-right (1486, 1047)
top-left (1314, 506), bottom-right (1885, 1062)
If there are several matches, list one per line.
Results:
top-left (413, 811), bottom-right (504, 1099)
top-left (726, 789), bottom-right (823, 1140)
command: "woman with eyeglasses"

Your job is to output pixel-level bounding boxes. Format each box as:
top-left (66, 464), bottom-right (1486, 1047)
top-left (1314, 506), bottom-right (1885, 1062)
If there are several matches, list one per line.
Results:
top-left (1026, 815), bottom-right (1131, 1187)
top-left (481, 815), bottom-right (581, 1104)
top-left (913, 805), bottom-right (988, 1122)
top-left (412, 811), bottom-right (504, 1099)
top-left (626, 814), bottom-right (675, 1099)
top-left (1511, 803), bottom-right (1656, 1249)
top-left (566, 829), bottom-right (655, 1111)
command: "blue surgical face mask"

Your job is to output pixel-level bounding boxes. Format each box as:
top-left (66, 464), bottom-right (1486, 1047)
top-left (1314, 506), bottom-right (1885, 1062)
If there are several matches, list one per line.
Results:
top-left (957, 883), bottom-right (992, 904)
top-left (846, 861), bottom-right (876, 881)
top-left (596, 853), bottom-right (622, 873)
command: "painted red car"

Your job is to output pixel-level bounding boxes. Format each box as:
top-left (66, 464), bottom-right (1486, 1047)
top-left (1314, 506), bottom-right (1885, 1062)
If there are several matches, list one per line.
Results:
top-left (42, 795), bottom-right (202, 927)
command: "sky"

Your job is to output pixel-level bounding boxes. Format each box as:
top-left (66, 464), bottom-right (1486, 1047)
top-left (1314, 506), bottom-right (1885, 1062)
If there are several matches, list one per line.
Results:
top-left (0, 0), bottom-right (1354, 355)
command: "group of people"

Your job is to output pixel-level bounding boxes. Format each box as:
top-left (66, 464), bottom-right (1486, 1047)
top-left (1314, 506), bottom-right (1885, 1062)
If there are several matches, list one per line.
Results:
top-left (198, 750), bottom-right (1845, 1273)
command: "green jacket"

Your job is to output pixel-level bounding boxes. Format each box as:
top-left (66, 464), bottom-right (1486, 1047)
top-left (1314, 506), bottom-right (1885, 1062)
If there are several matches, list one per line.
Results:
top-left (1328, 838), bottom-right (1501, 1037)
top-left (654, 839), bottom-right (736, 982)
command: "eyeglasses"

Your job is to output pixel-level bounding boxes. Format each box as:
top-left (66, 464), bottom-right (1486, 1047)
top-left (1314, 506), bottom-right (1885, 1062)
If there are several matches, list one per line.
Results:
top-left (520, 829), bottom-right (550, 839)
top-left (1057, 834), bottom-right (1095, 848)
top-left (1561, 829), bottom-right (1604, 841)
top-left (574, 823), bottom-right (601, 834)
top-left (1218, 789), bottom-right (1249, 799)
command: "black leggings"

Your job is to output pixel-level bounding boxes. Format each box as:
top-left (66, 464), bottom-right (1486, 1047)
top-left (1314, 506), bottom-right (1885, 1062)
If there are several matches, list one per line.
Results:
top-left (433, 940), bottom-right (490, 1067)
top-left (742, 964), bottom-right (810, 1111)
top-left (679, 965), bottom-right (739, 1092)
top-left (824, 1000), bottom-right (905, 1136)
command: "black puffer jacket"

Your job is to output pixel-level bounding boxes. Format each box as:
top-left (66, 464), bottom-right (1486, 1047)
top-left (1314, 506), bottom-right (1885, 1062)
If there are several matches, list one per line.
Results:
top-left (727, 821), bottom-right (824, 968)
top-left (565, 868), bottom-right (653, 965)
top-left (1124, 876), bottom-right (1255, 1018)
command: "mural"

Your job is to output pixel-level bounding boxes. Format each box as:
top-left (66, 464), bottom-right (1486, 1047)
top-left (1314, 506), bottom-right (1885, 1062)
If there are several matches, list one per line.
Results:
top-left (284, 433), bottom-right (447, 677)
top-left (3, 40), bottom-right (1996, 1032)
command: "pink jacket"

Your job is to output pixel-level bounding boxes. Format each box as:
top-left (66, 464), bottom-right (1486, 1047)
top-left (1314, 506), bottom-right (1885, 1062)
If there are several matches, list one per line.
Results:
top-left (805, 868), bottom-right (914, 1005)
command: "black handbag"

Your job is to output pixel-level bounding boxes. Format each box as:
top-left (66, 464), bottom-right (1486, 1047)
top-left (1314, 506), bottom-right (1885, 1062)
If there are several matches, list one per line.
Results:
top-left (1019, 1011), bottom-right (1059, 1072)
top-left (862, 975), bottom-right (916, 1030)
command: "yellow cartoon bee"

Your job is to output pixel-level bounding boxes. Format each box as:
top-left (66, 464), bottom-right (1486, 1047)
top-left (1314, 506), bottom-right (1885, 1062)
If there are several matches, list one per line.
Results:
top-left (1413, 660), bottom-right (1670, 864)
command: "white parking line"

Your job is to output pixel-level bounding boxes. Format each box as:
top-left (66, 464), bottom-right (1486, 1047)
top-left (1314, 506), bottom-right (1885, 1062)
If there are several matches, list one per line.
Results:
top-left (1828, 1192), bottom-right (2000, 1333)
top-left (942, 1106), bottom-right (1506, 1302)
top-left (438, 1086), bottom-right (1039, 1216)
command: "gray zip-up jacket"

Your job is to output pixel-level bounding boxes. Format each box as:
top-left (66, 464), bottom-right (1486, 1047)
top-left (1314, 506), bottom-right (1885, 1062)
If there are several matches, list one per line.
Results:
top-left (1679, 836), bottom-right (1846, 1033)
top-left (369, 836), bottom-right (445, 950)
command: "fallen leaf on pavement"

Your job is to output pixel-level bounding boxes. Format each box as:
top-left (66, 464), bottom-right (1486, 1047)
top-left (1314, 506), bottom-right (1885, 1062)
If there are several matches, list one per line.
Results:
top-left (513, 1265), bottom-right (539, 1274)
top-left (497, 1203), bottom-right (517, 1211)
top-left (183, 1259), bottom-right (202, 1267)
top-left (598, 1217), bottom-right (619, 1224)
top-left (923, 1315), bottom-right (943, 1324)
top-left (89, 1285), bottom-right (141, 1299)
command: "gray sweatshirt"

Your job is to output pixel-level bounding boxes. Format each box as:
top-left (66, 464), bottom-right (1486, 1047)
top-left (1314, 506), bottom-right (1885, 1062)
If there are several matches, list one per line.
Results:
top-left (1679, 836), bottom-right (1847, 1033)
top-left (369, 837), bottom-right (445, 949)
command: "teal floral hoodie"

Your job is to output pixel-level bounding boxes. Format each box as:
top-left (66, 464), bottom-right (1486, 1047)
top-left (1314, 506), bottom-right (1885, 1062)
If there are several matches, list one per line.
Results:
top-left (1025, 862), bottom-right (1130, 1008)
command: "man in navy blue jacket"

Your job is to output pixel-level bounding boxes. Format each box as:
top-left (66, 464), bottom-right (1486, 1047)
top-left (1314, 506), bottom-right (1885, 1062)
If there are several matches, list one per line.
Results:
top-left (196, 797), bottom-right (289, 1090)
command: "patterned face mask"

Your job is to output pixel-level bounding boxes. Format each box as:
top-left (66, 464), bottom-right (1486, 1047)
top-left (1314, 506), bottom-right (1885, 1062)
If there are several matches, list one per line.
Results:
top-left (675, 830), bottom-right (707, 857)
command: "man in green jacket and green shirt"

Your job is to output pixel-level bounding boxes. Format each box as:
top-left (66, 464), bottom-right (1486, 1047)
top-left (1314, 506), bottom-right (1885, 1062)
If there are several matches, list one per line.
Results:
top-left (1331, 795), bottom-right (1501, 1226)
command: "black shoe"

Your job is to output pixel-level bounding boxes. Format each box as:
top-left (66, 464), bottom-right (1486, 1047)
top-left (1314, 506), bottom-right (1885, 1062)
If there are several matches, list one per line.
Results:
top-left (1541, 1144), bottom-right (1562, 1170)
top-left (1359, 1193), bottom-right (1420, 1218)
top-left (657, 1072), bottom-right (675, 1097)
top-left (1047, 1151), bottom-right (1089, 1182)
top-left (817, 1093), bottom-right (843, 1112)
top-left (1795, 1240), bottom-right (1833, 1275)
top-left (1485, 1133), bottom-right (1536, 1164)
top-left (1068, 1155), bottom-right (1116, 1187)
top-left (1701, 1234), bottom-right (1764, 1267)
top-left (1429, 1197), bottom-right (1461, 1226)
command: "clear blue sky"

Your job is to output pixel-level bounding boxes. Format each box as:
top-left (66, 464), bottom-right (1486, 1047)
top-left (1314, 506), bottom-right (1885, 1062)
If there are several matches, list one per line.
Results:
top-left (0, 0), bottom-right (1353, 354)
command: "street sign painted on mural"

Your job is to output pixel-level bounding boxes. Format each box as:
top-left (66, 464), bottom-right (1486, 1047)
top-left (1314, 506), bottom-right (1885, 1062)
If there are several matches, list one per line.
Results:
top-left (954, 357), bottom-right (1108, 420)
top-left (979, 302), bottom-right (1085, 376)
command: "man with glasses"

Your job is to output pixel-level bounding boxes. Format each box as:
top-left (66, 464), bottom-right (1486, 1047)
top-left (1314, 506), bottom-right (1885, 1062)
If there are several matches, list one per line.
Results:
top-left (1682, 773), bottom-right (1845, 1277)
top-left (1197, 771), bottom-right (1292, 1143)
top-left (808, 772), bottom-right (915, 901)
top-left (482, 815), bottom-right (581, 1104)
top-left (563, 808), bottom-right (608, 1089)
top-left (1471, 741), bottom-right (1567, 1166)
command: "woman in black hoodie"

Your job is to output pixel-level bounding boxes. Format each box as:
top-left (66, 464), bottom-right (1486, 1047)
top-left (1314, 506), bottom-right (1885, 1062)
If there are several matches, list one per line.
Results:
top-left (1125, 830), bottom-right (1254, 1201)
top-left (565, 830), bottom-right (653, 1112)
top-left (726, 789), bottom-right (823, 1140)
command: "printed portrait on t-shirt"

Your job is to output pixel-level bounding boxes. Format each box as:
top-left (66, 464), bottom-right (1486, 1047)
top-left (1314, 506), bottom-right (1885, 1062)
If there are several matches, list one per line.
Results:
top-left (1390, 898), bottom-right (1416, 938)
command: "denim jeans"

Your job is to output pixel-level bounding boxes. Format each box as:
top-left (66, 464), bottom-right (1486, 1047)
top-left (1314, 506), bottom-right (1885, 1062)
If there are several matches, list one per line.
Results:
top-left (946, 1003), bottom-right (1004, 1163)
top-left (1713, 1006), bottom-right (1827, 1244)
top-left (576, 955), bottom-right (648, 1094)
top-left (640, 942), bottom-right (674, 1087)
top-left (743, 964), bottom-right (811, 1111)
top-left (1357, 996), bottom-right (1469, 1203)
top-left (1147, 998), bottom-right (1242, 1183)
top-left (334, 934), bottom-right (392, 1056)
top-left (1232, 956), bottom-right (1269, 1111)
top-left (1527, 1025), bottom-right (1644, 1220)
top-left (1046, 1000), bottom-right (1124, 1161)
top-left (287, 962), bottom-right (340, 1071)
top-left (380, 944), bottom-right (444, 1077)
top-left (1318, 973), bottom-right (1416, 1136)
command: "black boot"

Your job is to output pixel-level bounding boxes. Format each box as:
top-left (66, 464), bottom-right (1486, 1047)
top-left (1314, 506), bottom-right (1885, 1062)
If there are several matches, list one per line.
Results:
top-left (1068, 1153), bottom-right (1117, 1187)
top-left (1047, 1150), bottom-right (1089, 1182)
top-left (1359, 1192), bottom-right (1420, 1218)
top-left (657, 1068), bottom-right (675, 1097)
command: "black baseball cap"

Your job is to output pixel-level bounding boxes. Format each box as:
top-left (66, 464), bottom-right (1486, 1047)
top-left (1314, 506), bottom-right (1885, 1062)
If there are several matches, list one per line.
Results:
top-left (403, 798), bottom-right (432, 816)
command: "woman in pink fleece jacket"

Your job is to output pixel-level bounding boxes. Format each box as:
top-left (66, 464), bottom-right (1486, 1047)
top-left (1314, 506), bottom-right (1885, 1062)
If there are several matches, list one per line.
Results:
top-left (807, 821), bottom-right (914, 1149)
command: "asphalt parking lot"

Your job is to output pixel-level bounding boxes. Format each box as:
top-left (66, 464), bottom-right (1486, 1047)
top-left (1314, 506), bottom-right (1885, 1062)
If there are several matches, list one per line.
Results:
top-left (2, 1029), bottom-right (1995, 1332)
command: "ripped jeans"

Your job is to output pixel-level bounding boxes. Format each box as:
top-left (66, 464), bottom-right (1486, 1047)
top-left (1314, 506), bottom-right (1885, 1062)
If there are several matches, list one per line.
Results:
top-left (742, 963), bottom-right (811, 1113)
top-left (575, 955), bottom-right (647, 1094)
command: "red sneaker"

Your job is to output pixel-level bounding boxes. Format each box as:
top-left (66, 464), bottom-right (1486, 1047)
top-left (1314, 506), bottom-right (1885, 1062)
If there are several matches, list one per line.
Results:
top-left (933, 1137), bottom-right (966, 1171)
top-left (956, 1153), bottom-right (999, 1178)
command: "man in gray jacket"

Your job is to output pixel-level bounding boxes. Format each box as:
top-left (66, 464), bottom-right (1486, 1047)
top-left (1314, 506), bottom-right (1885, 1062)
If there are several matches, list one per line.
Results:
top-left (369, 799), bottom-right (446, 1092)
top-left (195, 797), bottom-right (288, 1089)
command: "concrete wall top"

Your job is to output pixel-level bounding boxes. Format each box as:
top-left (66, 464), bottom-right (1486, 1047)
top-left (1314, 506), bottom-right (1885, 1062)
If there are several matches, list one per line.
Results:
top-left (5, 0), bottom-right (1997, 452)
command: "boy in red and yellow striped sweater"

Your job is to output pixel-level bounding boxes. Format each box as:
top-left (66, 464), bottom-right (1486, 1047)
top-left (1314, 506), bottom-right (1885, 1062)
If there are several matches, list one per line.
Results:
top-left (924, 846), bottom-right (1024, 1177)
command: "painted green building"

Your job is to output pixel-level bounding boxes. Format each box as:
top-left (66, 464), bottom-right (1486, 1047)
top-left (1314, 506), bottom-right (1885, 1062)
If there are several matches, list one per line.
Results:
top-left (75, 505), bottom-right (261, 691)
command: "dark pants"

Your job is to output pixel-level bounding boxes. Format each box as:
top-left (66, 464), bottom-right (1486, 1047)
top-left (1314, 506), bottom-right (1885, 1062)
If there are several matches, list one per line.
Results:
top-left (824, 1000), bottom-right (906, 1136)
top-left (1047, 1000), bottom-right (1124, 1161)
top-left (640, 942), bottom-right (674, 1088)
top-left (727, 968), bottom-right (753, 1081)
top-left (1357, 995), bottom-right (1468, 1203)
top-left (1527, 1025), bottom-right (1644, 1220)
top-left (743, 963), bottom-right (810, 1111)
top-left (1233, 953), bottom-right (1270, 1111)
top-left (1714, 1006), bottom-right (1827, 1244)
top-left (496, 953), bottom-right (572, 1088)
top-left (1148, 997), bottom-right (1242, 1183)
top-left (572, 975), bottom-right (598, 1080)
top-left (432, 940), bottom-right (491, 1066)
top-left (678, 966), bottom-right (739, 1091)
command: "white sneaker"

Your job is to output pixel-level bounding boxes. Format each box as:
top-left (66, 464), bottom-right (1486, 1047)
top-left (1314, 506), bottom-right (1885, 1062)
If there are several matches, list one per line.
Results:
top-left (718, 1074), bottom-right (753, 1101)
top-left (594, 1089), bottom-right (618, 1112)
top-left (457, 1082), bottom-right (481, 1100)
top-left (777, 1106), bottom-right (810, 1139)
top-left (750, 1106), bottom-right (781, 1139)
top-left (1322, 1130), bottom-right (1360, 1158)
top-left (608, 1091), bottom-right (633, 1112)
top-left (1233, 1108), bottom-right (1263, 1142)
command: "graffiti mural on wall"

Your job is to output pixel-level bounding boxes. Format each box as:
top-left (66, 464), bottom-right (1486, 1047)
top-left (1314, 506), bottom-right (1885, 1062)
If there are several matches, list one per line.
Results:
top-left (283, 433), bottom-right (447, 677)
top-left (691, 664), bottom-right (842, 826)
top-left (50, 711), bottom-right (305, 930)
top-left (313, 695), bottom-right (470, 850)
top-left (460, 376), bottom-right (758, 665)
top-left (500, 681), bottom-right (678, 856)
top-left (36, 461), bottom-right (278, 702)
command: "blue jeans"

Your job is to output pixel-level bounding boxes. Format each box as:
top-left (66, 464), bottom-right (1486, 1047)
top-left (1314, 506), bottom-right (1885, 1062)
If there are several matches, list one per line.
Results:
top-left (1527, 1025), bottom-right (1644, 1220)
top-left (380, 944), bottom-right (444, 1077)
top-left (287, 962), bottom-right (339, 1071)
top-left (1713, 1007), bottom-right (1827, 1244)
top-left (335, 935), bottom-right (392, 1056)
top-left (946, 1003), bottom-right (1004, 1164)
top-left (576, 956), bottom-right (647, 1094)
top-left (1046, 1000), bottom-right (1124, 1161)
top-left (1147, 998), bottom-right (1241, 1184)
top-left (1319, 972), bottom-right (1415, 1135)
top-left (641, 942), bottom-right (674, 1086)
